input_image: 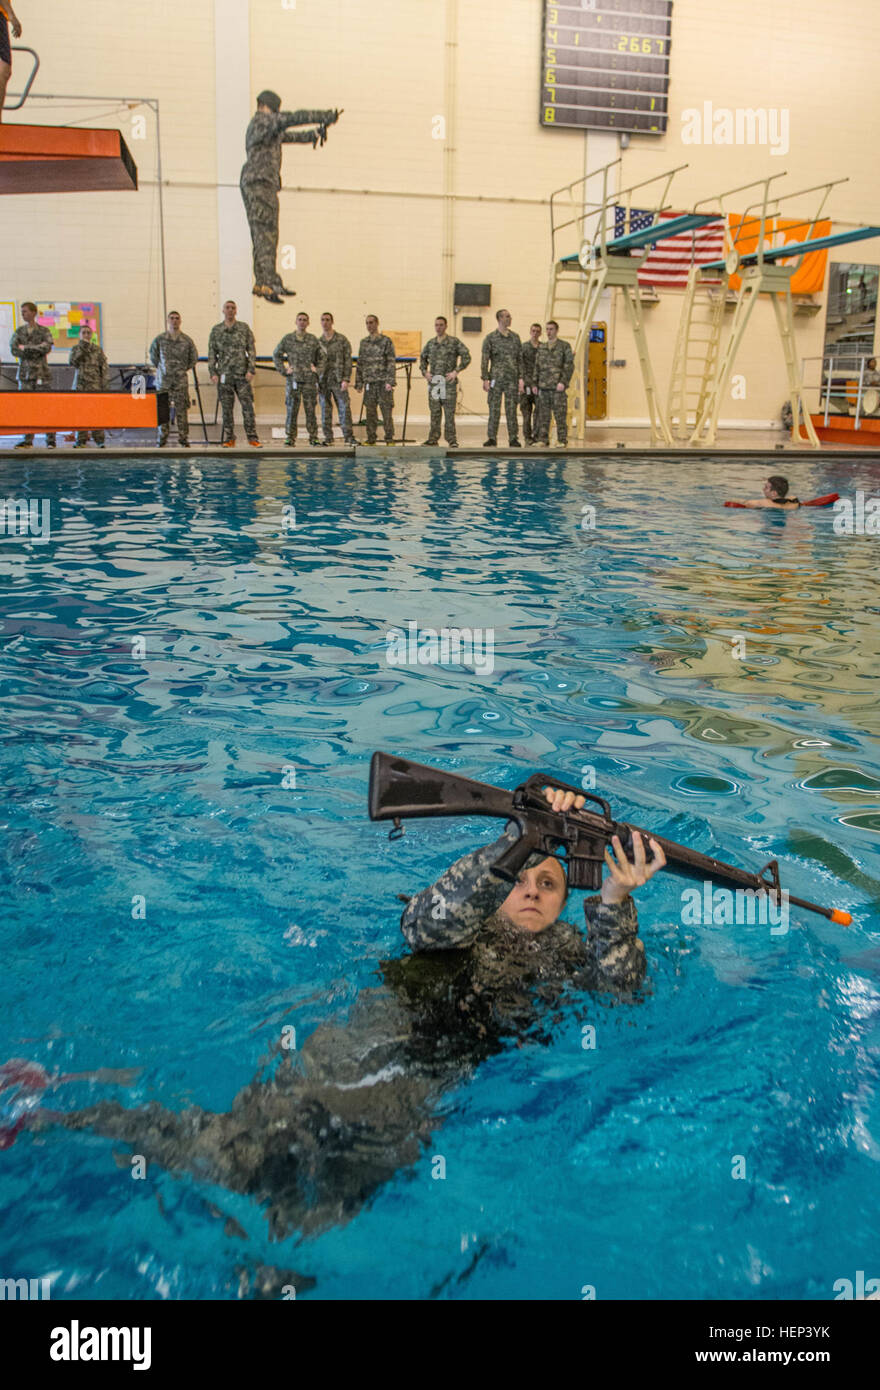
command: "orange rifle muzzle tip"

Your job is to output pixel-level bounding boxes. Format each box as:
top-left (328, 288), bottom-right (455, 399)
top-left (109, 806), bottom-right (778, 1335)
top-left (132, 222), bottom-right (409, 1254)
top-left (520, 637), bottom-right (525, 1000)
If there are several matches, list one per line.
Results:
top-left (831, 909), bottom-right (852, 926)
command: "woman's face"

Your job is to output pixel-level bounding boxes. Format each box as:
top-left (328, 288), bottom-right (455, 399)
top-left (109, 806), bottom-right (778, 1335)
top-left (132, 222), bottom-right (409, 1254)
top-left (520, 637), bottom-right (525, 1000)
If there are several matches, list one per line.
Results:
top-left (501, 857), bottom-right (567, 933)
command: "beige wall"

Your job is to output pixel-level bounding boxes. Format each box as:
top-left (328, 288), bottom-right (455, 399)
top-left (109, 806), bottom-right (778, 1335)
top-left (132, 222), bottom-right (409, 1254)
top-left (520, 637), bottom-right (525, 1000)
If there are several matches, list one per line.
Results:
top-left (3, 0), bottom-right (879, 428)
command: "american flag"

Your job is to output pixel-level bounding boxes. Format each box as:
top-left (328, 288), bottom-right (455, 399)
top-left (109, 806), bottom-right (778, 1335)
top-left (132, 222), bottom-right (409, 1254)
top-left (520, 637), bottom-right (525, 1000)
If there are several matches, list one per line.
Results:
top-left (613, 207), bottom-right (725, 288)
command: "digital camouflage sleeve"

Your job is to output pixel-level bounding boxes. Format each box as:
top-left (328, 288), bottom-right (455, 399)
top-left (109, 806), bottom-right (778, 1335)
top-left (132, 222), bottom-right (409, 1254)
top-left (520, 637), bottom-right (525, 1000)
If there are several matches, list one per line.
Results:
top-left (400, 823), bottom-right (647, 995)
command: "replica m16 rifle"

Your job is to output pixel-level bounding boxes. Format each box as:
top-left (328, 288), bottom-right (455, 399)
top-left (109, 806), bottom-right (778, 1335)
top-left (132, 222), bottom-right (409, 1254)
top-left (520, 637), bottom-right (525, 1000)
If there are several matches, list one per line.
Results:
top-left (369, 752), bottom-right (851, 925)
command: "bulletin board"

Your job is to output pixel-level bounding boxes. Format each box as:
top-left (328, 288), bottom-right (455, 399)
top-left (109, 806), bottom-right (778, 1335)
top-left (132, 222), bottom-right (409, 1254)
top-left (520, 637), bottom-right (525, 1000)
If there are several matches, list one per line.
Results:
top-left (36, 302), bottom-right (103, 361)
top-left (0, 302), bottom-right (17, 363)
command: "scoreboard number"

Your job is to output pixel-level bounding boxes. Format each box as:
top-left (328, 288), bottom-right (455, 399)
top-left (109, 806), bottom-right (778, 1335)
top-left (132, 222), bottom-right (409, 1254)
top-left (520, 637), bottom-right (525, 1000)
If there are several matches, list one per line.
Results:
top-left (541, 0), bottom-right (673, 134)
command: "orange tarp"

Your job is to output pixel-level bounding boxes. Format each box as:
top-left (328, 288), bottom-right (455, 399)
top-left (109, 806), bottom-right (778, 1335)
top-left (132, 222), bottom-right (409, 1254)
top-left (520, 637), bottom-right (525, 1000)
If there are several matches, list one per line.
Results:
top-left (0, 392), bottom-right (163, 434)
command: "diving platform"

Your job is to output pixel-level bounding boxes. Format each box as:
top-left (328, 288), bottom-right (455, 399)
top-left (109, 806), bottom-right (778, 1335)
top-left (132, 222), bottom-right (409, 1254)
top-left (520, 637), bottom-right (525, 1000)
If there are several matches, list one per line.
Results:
top-left (561, 212), bottom-right (722, 262)
top-left (0, 124), bottom-right (138, 194)
top-left (702, 223), bottom-right (880, 274)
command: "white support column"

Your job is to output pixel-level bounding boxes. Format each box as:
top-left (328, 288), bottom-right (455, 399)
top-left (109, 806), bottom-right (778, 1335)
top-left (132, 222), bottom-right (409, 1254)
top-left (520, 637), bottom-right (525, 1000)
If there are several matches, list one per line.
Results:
top-left (214, 0), bottom-right (253, 319)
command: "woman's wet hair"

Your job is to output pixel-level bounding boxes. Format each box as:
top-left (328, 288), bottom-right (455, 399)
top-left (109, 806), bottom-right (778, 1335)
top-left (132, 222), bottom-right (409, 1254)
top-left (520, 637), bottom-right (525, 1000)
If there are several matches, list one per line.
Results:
top-left (767, 475), bottom-right (789, 497)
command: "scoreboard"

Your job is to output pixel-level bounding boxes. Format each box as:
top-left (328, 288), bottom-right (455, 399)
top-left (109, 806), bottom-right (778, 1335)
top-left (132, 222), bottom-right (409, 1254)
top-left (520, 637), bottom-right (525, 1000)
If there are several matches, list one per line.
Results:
top-left (541, 0), bottom-right (673, 135)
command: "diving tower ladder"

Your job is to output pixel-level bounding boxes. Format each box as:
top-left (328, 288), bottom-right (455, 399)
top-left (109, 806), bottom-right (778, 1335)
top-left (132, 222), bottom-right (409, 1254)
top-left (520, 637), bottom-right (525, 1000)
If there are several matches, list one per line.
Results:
top-left (668, 176), bottom-right (879, 448)
top-left (547, 160), bottom-right (716, 445)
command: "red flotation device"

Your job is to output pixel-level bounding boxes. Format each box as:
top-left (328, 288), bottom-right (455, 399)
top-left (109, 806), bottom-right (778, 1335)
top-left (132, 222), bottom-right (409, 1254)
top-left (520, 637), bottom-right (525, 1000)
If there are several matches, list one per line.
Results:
top-left (724, 492), bottom-right (839, 509)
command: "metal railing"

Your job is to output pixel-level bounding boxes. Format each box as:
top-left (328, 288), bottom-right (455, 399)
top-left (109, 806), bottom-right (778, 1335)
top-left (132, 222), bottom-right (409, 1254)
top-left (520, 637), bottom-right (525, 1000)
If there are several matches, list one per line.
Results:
top-left (4, 46), bottom-right (40, 111)
top-left (801, 353), bottom-right (880, 429)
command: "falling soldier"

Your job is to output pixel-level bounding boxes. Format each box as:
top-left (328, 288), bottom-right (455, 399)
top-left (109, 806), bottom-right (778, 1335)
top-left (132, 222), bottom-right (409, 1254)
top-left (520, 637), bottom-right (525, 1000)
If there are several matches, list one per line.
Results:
top-left (240, 91), bottom-right (341, 305)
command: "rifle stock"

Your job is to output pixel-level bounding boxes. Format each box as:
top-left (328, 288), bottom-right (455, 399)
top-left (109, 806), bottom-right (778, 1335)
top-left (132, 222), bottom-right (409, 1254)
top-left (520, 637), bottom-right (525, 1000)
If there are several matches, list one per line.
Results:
top-left (368, 752), bottom-right (852, 925)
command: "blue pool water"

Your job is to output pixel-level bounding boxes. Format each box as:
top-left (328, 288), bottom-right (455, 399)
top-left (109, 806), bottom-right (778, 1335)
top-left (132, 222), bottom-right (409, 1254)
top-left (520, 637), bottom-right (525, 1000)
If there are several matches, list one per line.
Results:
top-left (1, 452), bottom-right (878, 1300)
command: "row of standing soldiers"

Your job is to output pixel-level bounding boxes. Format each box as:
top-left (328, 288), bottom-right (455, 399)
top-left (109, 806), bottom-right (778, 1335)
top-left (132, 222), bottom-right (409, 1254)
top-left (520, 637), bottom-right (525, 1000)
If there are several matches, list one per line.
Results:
top-left (9, 304), bottom-right (576, 450)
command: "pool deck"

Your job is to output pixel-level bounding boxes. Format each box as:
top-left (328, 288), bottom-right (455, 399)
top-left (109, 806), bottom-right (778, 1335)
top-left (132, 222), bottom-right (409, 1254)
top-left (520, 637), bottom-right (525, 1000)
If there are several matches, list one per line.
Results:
top-left (2, 422), bottom-right (880, 461)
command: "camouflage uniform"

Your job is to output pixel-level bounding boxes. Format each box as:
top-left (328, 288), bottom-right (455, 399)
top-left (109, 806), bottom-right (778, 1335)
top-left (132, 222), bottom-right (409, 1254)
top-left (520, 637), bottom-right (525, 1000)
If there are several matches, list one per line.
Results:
top-left (481, 329), bottom-right (523, 443)
top-left (520, 338), bottom-right (540, 444)
top-left (419, 334), bottom-right (471, 446)
top-left (272, 331), bottom-right (327, 443)
top-left (69, 339), bottom-right (109, 445)
top-left (318, 331), bottom-right (354, 444)
top-left (356, 333), bottom-right (396, 443)
top-left (208, 319), bottom-right (258, 443)
top-left (535, 337), bottom-right (575, 445)
top-left (240, 108), bottom-right (337, 293)
top-left (46, 823), bottom-right (644, 1241)
top-left (149, 330), bottom-right (198, 445)
top-left (10, 321), bottom-right (55, 446)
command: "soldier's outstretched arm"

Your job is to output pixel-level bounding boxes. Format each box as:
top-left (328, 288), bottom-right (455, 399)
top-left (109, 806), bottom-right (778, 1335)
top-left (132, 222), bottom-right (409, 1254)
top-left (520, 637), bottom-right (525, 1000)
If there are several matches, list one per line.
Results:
top-left (282, 130), bottom-right (319, 145)
top-left (400, 823), bottom-right (543, 953)
top-left (280, 109), bottom-right (338, 129)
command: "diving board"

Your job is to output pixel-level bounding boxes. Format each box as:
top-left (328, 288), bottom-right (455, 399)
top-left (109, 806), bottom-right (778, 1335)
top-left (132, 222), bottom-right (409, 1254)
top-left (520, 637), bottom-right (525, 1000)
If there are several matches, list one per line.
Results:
top-left (561, 212), bottom-right (722, 262)
top-left (703, 223), bottom-right (880, 273)
top-left (0, 124), bottom-right (138, 194)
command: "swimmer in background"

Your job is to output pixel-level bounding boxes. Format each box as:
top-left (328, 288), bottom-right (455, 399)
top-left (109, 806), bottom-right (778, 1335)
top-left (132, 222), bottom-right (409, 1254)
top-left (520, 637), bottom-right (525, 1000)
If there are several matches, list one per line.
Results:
top-left (5, 788), bottom-right (666, 1240)
top-left (728, 475), bottom-right (800, 509)
top-left (0, 2), bottom-right (22, 122)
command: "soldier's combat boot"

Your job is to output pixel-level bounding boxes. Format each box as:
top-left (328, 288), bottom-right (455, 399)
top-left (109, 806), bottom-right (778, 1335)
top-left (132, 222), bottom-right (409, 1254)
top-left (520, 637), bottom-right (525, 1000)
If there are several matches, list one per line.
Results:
top-left (483, 439), bottom-right (496, 447)
top-left (248, 438), bottom-right (263, 448)
top-left (510, 439), bottom-right (521, 447)
top-left (221, 437), bottom-right (236, 448)
top-left (278, 286), bottom-right (297, 297)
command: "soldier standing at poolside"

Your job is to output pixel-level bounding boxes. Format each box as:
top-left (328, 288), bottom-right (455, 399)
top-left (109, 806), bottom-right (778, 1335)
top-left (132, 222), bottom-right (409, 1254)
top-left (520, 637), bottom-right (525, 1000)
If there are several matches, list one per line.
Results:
top-left (520, 322), bottom-right (542, 445)
top-left (419, 316), bottom-right (471, 448)
top-left (480, 309), bottom-right (524, 447)
top-left (70, 324), bottom-right (108, 449)
top-left (241, 91), bottom-right (341, 304)
top-left (208, 301), bottom-right (261, 448)
top-left (318, 312), bottom-right (354, 446)
top-left (10, 301), bottom-right (55, 449)
top-left (534, 320), bottom-right (574, 448)
top-left (149, 311), bottom-right (198, 448)
top-left (272, 311), bottom-right (326, 446)
top-left (355, 315), bottom-right (396, 445)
